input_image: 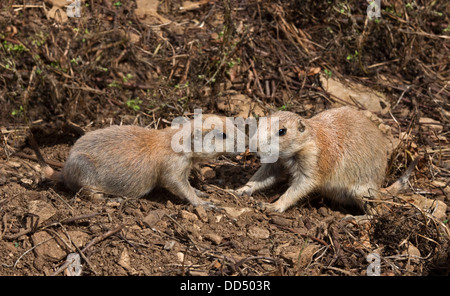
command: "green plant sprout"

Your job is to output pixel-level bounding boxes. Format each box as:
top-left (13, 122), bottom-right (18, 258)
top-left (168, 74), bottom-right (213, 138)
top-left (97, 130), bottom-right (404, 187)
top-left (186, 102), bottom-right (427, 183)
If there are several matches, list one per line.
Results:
top-left (126, 98), bottom-right (142, 111)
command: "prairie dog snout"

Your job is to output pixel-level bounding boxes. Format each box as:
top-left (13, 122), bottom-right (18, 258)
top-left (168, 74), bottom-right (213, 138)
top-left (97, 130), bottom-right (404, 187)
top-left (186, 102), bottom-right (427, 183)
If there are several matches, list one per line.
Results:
top-left (32, 114), bottom-right (241, 207)
top-left (236, 106), bottom-right (415, 213)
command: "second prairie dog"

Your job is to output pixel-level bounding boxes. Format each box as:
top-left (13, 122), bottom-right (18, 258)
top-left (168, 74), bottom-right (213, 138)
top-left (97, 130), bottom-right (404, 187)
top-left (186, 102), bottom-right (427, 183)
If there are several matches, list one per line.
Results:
top-left (235, 106), bottom-right (412, 213)
top-left (33, 114), bottom-right (238, 207)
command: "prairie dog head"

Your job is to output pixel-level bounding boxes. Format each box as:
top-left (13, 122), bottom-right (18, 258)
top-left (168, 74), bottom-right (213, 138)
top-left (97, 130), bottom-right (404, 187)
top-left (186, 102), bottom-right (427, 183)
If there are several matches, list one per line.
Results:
top-left (250, 111), bottom-right (310, 162)
top-left (171, 113), bottom-right (246, 158)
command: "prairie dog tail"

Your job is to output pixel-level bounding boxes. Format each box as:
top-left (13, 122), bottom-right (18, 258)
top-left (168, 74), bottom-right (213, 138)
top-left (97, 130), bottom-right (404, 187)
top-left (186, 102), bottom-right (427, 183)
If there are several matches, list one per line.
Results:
top-left (382, 157), bottom-right (420, 195)
top-left (28, 132), bottom-right (63, 183)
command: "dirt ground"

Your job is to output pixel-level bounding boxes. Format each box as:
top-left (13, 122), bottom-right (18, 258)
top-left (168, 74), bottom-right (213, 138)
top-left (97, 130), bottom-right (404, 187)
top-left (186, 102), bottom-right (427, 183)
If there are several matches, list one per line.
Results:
top-left (0, 0), bottom-right (449, 276)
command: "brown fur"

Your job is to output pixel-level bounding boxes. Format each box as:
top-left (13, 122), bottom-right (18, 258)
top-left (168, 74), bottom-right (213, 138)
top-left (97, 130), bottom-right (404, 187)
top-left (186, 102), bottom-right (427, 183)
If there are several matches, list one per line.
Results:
top-left (31, 115), bottom-right (237, 207)
top-left (235, 106), bottom-right (416, 213)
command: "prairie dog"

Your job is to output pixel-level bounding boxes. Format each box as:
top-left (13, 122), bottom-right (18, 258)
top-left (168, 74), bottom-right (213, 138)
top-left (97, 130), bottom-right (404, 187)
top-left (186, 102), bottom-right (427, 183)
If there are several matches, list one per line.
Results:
top-left (235, 106), bottom-right (417, 213)
top-left (30, 114), bottom-right (240, 207)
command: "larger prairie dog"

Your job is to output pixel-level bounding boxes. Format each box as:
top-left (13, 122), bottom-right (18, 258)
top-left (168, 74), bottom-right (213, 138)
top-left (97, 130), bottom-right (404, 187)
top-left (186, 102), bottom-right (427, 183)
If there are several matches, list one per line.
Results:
top-left (235, 106), bottom-right (417, 213)
top-left (31, 114), bottom-right (240, 207)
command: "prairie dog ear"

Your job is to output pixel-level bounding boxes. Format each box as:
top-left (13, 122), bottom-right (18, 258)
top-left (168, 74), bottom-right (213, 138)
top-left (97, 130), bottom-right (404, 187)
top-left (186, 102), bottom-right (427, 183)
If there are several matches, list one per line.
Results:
top-left (298, 118), bottom-right (305, 132)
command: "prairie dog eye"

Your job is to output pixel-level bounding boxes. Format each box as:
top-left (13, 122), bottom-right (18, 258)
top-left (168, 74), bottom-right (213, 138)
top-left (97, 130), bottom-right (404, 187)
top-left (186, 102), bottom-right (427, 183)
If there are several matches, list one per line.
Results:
top-left (278, 128), bottom-right (287, 136)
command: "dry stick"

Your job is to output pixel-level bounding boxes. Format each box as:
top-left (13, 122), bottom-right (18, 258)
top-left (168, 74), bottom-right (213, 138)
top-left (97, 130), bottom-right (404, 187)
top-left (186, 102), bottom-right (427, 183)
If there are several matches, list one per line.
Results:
top-left (40, 212), bottom-right (103, 230)
top-left (250, 59), bottom-right (265, 97)
top-left (206, 184), bottom-right (241, 205)
top-left (14, 152), bottom-right (64, 168)
top-left (51, 224), bottom-right (124, 276)
top-left (276, 225), bottom-right (329, 247)
top-left (13, 236), bottom-right (55, 269)
top-left (3, 227), bottom-right (33, 240)
top-left (60, 212), bottom-right (103, 224)
top-left (82, 224), bottom-right (124, 253)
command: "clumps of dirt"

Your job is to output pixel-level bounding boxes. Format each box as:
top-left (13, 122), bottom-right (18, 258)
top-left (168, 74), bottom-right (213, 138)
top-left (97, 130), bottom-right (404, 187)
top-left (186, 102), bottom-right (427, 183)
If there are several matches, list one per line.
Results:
top-left (0, 156), bottom-right (447, 276)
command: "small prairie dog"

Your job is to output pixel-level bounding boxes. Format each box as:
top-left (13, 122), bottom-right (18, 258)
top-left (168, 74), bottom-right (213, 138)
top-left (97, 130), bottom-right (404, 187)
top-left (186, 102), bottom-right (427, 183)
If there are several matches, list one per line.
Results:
top-left (32, 114), bottom-right (237, 207)
top-left (235, 106), bottom-right (416, 213)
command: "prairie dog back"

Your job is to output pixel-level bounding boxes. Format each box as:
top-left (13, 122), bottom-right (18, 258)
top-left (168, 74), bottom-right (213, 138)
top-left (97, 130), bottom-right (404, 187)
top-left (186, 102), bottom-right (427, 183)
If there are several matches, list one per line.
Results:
top-left (306, 107), bottom-right (388, 193)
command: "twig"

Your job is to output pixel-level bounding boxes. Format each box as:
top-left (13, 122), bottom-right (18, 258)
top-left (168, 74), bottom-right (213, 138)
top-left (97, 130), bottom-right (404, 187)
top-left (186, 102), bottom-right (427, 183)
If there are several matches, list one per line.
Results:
top-left (81, 224), bottom-right (124, 252)
top-left (276, 225), bottom-right (329, 246)
top-left (51, 224), bottom-right (124, 276)
top-left (14, 152), bottom-right (64, 168)
top-left (60, 212), bottom-right (103, 224)
top-left (392, 85), bottom-right (412, 110)
top-left (397, 29), bottom-right (450, 40)
top-left (322, 265), bottom-right (356, 276)
top-left (13, 236), bottom-right (54, 269)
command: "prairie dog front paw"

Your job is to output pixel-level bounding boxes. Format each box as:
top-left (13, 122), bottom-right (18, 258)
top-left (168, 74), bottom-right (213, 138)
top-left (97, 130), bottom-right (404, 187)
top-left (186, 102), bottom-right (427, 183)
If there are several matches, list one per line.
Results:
top-left (260, 201), bottom-right (286, 213)
top-left (234, 185), bottom-right (253, 197)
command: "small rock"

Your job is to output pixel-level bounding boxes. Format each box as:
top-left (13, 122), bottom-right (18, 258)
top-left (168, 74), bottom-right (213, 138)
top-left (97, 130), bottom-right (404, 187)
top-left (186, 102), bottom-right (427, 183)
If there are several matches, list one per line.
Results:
top-left (189, 270), bottom-right (209, 276)
top-left (164, 240), bottom-right (176, 250)
top-left (278, 246), bottom-right (298, 265)
top-left (222, 206), bottom-right (251, 218)
top-left (28, 200), bottom-right (57, 225)
top-left (143, 209), bottom-right (165, 228)
top-left (248, 226), bottom-right (270, 239)
top-left (277, 244), bottom-right (319, 267)
top-left (270, 216), bottom-right (292, 227)
top-left (118, 248), bottom-right (131, 270)
top-left (31, 230), bottom-right (89, 263)
top-left (194, 206), bottom-right (208, 222)
top-left (215, 214), bottom-right (223, 223)
top-left (20, 178), bottom-right (33, 185)
top-left (318, 207), bottom-right (328, 217)
top-left (204, 233), bottom-right (223, 245)
top-left (419, 117), bottom-right (443, 132)
top-left (129, 32), bottom-right (140, 43)
top-left (431, 180), bottom-right (450, 195)
top-left (176, 252), bottom-right (185, 262)
top-left (32, 231), bottom-right (67, 261)
top-left (427, 199), bottom-right (447, 222)
top-left (180, 210), bottom-right (198, 222)
top-left (0, 173), bottom-right (6, 186)
top-left (200, 166), bottom-right (216, 179)
top-left (402, 243), bottom-right (421, 262)
top-left (67, 231), bottom-right (90, 249)
top-left (378, 123), bottom-right (391, 134)
top-left (297, 244), bottom-right (320, 268)
top-left (166, 200), bottom-right (174, 209)
top-left (407, 194), bottom-right (447, 221)
top-left (7, 161), bottom-right (21, 168)
top-left (92, 193), bottom-right (105, 200)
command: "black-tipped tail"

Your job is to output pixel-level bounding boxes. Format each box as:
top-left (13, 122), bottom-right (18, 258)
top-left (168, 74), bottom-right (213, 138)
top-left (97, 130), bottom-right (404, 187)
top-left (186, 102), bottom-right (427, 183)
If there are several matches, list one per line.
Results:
top-left (383, 157), bottom-right (420, 195)
top-left (28, 132), bottom-right (63, 183)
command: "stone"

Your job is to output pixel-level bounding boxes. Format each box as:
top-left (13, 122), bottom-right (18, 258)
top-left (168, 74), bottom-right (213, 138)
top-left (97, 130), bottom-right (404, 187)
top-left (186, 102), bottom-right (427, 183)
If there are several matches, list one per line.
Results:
top-left (28, 200), bottom-right (56, 225)
top-left (248, 226), bottom-right (270, 239)
top-left (204, 233), bottom-right (223, 245)
top-left (222, 206), bottom-right (251, 218)
top-left (118, 248), bottom-right (131, 270)
top-left (180, 210), bottom-right (198, 222)
top-left (200, 166), bottom-right (216, 180)
top-left (194, 206), bottom-right (208, 222)
top-left (32, 231), bottom-right (66, 261)
top-left (143, 209), bottom-right (165, 228)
